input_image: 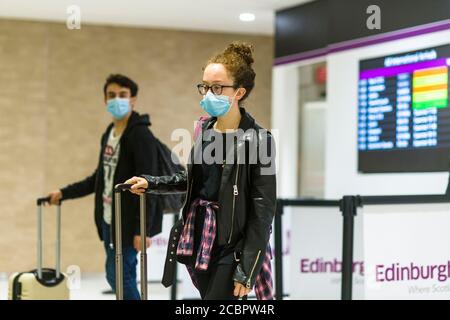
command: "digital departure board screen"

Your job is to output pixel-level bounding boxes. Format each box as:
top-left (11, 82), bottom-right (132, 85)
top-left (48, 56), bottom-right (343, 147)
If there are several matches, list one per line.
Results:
top-left (358, 44), bottom-right (450, 173)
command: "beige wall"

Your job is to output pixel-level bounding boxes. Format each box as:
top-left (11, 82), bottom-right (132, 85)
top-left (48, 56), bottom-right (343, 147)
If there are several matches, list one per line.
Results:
top-left (0, 19), bottom-right (273, 272)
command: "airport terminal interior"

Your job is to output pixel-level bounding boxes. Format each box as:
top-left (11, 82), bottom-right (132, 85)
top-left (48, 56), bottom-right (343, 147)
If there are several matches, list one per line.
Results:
top-left (0, 0), bottom-right (450, 301)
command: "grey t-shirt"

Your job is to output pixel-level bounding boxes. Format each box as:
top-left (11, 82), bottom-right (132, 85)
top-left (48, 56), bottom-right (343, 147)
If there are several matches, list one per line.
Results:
top-left (102, 129), bottom-right (121, 224)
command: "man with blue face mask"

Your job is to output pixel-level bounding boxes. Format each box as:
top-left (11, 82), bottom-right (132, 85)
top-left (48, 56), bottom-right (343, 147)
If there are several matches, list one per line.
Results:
top-left (46, 74), bottom-right (162, 300)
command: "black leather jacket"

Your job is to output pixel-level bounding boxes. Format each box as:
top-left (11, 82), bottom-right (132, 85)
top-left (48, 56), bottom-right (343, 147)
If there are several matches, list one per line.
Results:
top-left (142, 107), bottom-right (276, 289)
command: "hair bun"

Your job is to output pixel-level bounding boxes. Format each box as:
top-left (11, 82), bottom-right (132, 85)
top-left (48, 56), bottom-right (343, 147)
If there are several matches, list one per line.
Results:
top-left (224, 42), bottom-right (254, 66)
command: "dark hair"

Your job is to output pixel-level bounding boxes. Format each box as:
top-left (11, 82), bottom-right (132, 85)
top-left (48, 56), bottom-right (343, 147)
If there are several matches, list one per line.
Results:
top-left (103, 74), bottom-right (138, 97)
top-left (206, 42), bottom-right (256, 103)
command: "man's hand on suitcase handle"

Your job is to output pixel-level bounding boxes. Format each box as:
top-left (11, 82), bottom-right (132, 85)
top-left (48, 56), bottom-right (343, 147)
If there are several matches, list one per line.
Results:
top-left (124, 176), bottom-right (148, 195)
top-left (133, 235), bottom-right (152, 252)
top-left (45, 190), bottom-right (63, 206)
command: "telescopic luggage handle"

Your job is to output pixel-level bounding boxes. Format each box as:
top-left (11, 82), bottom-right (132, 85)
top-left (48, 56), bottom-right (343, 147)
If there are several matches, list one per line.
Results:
top-left (114, 184), bottom-right (148, 300)
top-left (36, 196), bottom-right (62, 280)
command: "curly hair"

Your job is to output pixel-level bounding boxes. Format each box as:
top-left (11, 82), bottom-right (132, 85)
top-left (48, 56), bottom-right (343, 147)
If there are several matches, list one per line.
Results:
top-left (206, 42), bottom-right (256, 103)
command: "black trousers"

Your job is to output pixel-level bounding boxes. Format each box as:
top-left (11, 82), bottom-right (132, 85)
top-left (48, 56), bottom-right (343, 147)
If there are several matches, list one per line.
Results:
top-left (191, 204), bottom-right (238, 300)
top-left (194, 261), bottom-right (239, 300)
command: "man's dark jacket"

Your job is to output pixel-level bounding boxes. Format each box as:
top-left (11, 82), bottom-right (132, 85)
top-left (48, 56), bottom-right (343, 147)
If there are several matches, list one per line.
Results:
top-left (61, 111), bottom-right (162, 247)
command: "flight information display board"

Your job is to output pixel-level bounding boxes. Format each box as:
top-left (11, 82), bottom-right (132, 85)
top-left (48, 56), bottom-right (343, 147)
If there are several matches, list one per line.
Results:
top-left (358, 44), bottom-right (450, 173)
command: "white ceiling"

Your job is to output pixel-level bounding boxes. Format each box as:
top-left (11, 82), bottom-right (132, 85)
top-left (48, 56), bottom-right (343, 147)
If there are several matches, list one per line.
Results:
top-left (0, 0), bottom-right (313, 35)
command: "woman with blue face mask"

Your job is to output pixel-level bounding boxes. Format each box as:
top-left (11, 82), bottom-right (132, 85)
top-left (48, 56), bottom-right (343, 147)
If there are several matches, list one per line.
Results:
top-left (125, 42), bottom-right (277, 300)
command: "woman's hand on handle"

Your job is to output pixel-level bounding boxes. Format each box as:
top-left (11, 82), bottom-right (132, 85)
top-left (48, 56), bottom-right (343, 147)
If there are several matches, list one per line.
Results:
top-left (233, 282), bottom-right (251, 298)
top-left (124, 176), bottom-right (148, 195)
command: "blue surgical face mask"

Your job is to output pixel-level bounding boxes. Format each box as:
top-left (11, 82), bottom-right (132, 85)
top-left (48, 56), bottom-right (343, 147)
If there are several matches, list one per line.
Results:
top-left (107, 98), bottom-right (131, 120)
top-left (200, 91), bottom-right (238, 117)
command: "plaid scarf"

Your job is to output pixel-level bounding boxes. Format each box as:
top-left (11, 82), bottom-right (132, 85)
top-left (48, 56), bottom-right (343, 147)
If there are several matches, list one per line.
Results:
top-left (179, 197), bottom-right (274, 300)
